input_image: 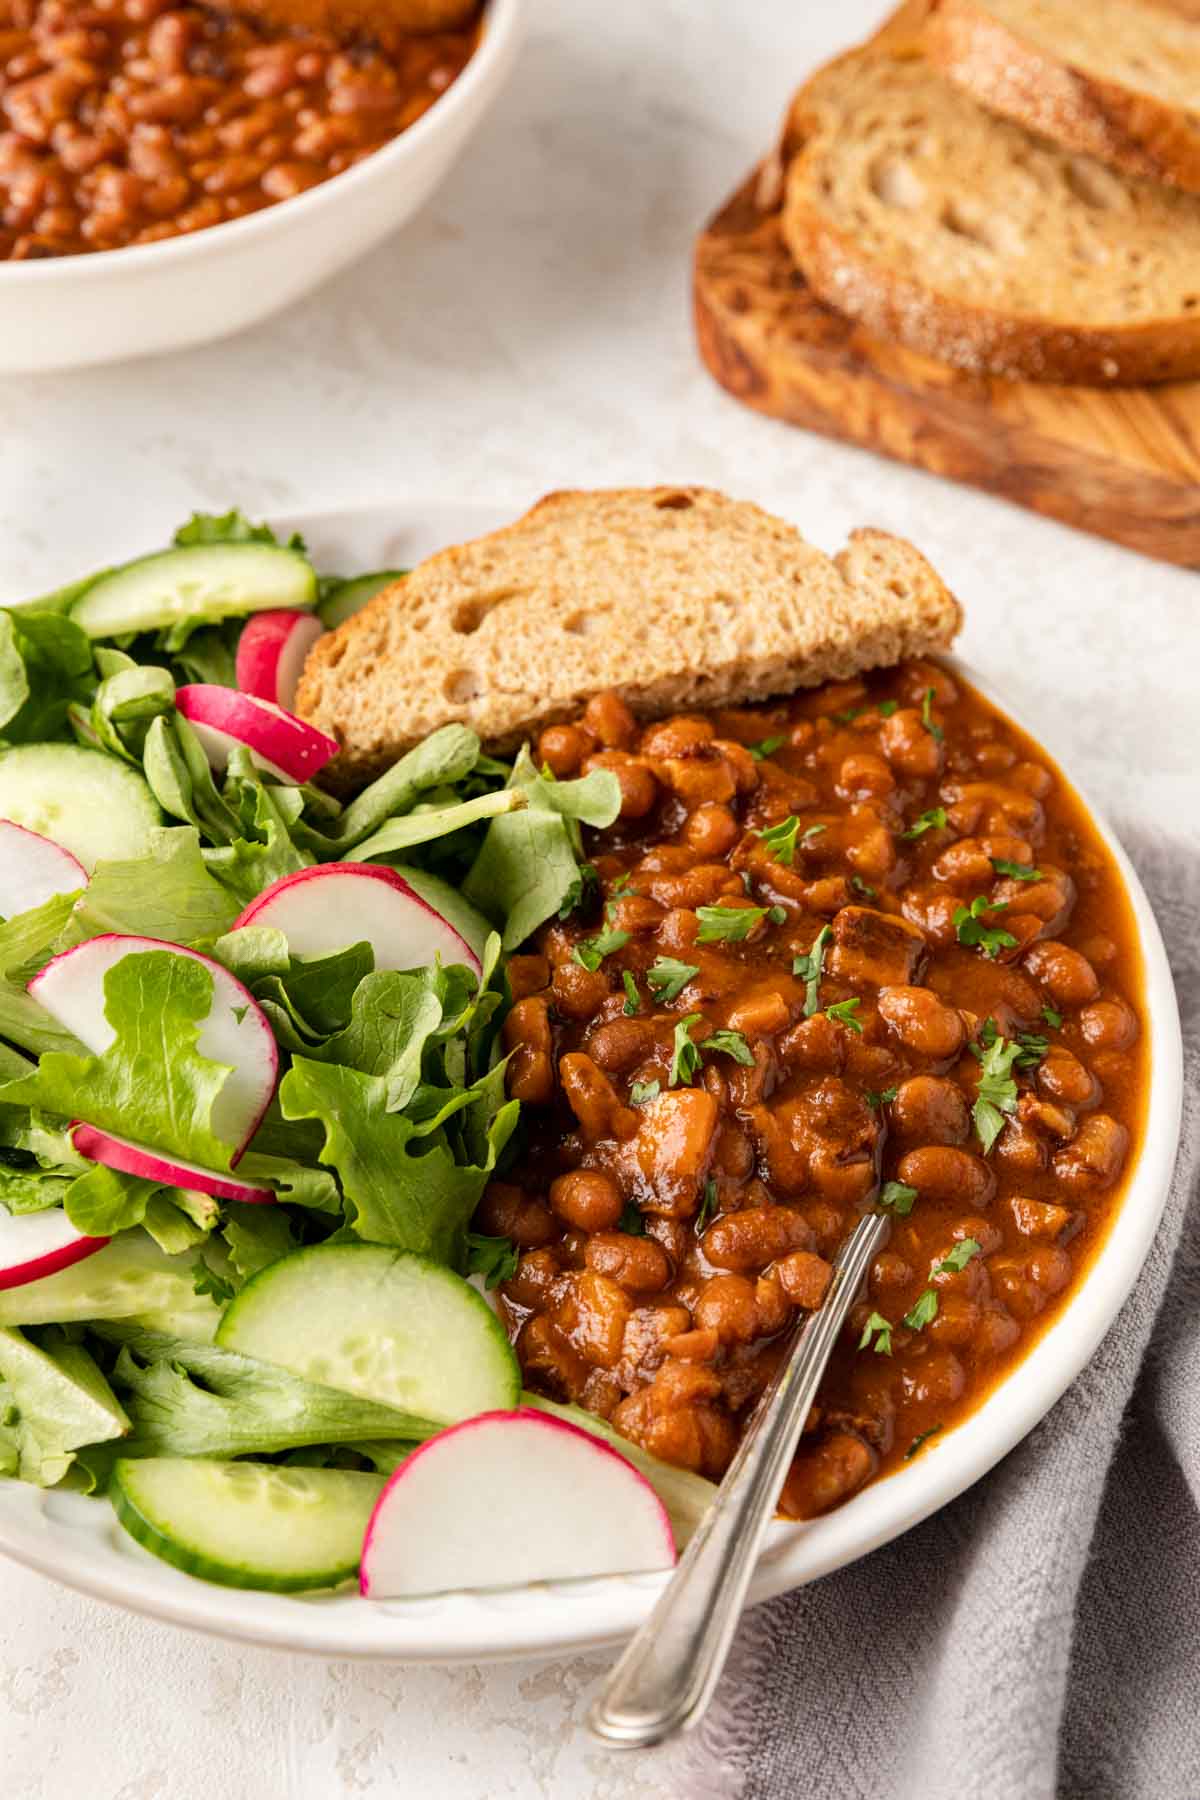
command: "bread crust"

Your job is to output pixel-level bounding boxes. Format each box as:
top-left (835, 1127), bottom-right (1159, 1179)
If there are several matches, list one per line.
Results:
top-left (781, 42), bottom-right (1200, 386)
top-left (925, 0), bottom-right (1200, 196)
top-left (295, 487), bottom-right (962, 787)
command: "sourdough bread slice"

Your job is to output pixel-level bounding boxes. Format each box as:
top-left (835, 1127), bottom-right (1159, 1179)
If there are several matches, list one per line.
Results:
top-left (781, 43), bottom-right (1200, 383)
top-left (295, 487), bottom-right (961, 785)
top-left (926, 0), bottom-right (1200, 195)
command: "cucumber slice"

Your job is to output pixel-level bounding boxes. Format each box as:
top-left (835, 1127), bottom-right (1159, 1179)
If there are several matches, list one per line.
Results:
top-left (69, 545), bottom-right (316, 641)
top-left (217, 1244), bottom-right (519, 1424)
top-left (111, 1457), bottom-right (382, 1591)
top-left (0, 744), bottom-right (161, 871)
top-left (317, 570), bottom-right (405, 631)
top-left (0, 1230), bottom-right (221, 1333)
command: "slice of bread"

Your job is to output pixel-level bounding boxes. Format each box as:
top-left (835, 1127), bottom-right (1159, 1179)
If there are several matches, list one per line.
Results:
top-left (780, 42), bottom-right (1200, 383)
top-left (295, 487), bottom-right (962, 785)
top-left (926, 0), bottom-right (1200, 195)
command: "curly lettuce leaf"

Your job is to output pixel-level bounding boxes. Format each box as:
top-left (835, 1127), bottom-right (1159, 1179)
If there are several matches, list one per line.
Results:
top-left (0, 608), bottom-right (94, 744)
top-left (68, 827), bottom-right (240, 946)
top-left (172, 509), bottom-right (304, 552)
top-left (0, 1327), bottom-right (128, 1486)
top-left (1, 950), bottom-right (240, 1171)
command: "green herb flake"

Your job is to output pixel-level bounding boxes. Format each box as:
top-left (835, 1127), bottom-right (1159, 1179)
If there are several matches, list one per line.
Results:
top-left (629, 1078), bottom-right (661, 1106)
top-left (920, 687), bottom-right (944, 743)
top-left (702, 1027), bottom-right (755, 1067)
top-left (865, 1086), bottom-right (899, 1110)
top-left (824, 997), bottom-right (863, 1034)
top-left (849, 875), bottom-right (877, 900)
top-left (858, 1312), bottom-right (894, 1356)
top-left (696, 904), bottom-right (769, 943)
top-left (954, 895), bottom-right (1018, 960)
top-left (972, 1029), bottom-right (1024, 1153)
top-left (878, 699), bottom-right (899, 718)
top-left (1042, 1004), bottom-right (1064, 1029)
top-left (748, 734), bottom-right (787, 761)
top-left (621, 971), bottom-right (641, 1015)
top-left (991, 858), bottom-right (1043, 883)
top-left (1014, 1031), bottom-right (1049, 1069)
top-left (793, 924), bottom-right (833, 1018)
top-left (901, 807), bottom-right (948, 841)
top-left (760, 815), bottom-right (801, 864)
top-left (904, 1424), bottom-right (942, 1460)
top-left (669, 1014), bottom-right (705, 1087)
top-left (696, 1177), bottom-right (719, 1234)
top-left (572, 925), bottom-right (631, 972)
top-left (933, 1237), bottom-right (983, 1276)
top-left (465, 1232), bottom-right (520, 1291)
top-left (903, 1288), bottom-right (939, 1332)
top-left (646, 957), bottom-right (699, 1004)
top-left (558, 861), bottom-right (599, 921)
top-left (619, 1201), bottom-right (646, 1237)
top-left (767, 905), bottom-right (787, 925)
top-left (879, 1179), bottom-right (918, 1216)
top-left (832, 706), bottom-right (866, 726)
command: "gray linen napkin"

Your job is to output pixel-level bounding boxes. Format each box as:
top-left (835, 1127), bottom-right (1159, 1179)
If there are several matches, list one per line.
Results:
top-left (673, 826), bottom-right (1200, 1800)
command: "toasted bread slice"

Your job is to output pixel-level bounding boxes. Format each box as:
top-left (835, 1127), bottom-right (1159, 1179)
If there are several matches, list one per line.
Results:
top-left (295, 487), bottom-right (961, 785)
top-left (926, 0), bottom-right (1200, 195)
top-left (781, 42), bottom-right (1200, 383)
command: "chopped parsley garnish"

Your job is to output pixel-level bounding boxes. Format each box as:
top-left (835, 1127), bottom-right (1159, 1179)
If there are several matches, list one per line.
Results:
top-left (629, 1078), bottom-right (661, 1106)
top-left (191, 1259), bottom-right (236, 1305)
top-left (610, 872), bottom-right (634, 899)
top-left (703, 1027), bottom-right (755, 1066)
top-left (832, 706), bottom-right (866, 725)
top-left (619, 1200), bottom-right (646, 1237)
top-left (953, 895), bottom-right (1018, 960)
top-left (879, 1179), bottom-right (918, 1215)
top-left (696, 1177), bottom-right (719, 1234)
top-left (1014, 1032), bottom-right (1049, 1069)
top-left (878, 699), bottom-right (899, 718)
top-left (971, 1027), bottom-right (1024, 1153)
top-left (849, 874), bottom-right (877, 900)
top-left (465, 1232), bottom-right (519, 1290)
top-left (621, 971), bottom-right (641, 1015)
top-left (572, 925), bottom-right (631, 971)
top-left (933, 1237), bottom-right (983, 1276)
top-left (865, 1086), bottom-right (899, 1110)
top-left (646, 957), bottom-right (700, 1003)
top-left (748, 734), bottom-right (787, 761)
top-left (920, 687), bottom-right (944, 743)
top-left (991, 858), bottom-right (1043, 882)
top-left (903, 1288), bottom-right (939, 1332)
top-left (904, 1424), bottom-right (942, 1460)
top-left (558, 861), bottom-right (599, 920)
top-left (1042, 1004), bottom-right (1063, 1029)
top-left (760, 817), bottom-right (827, 865)
top-left (824, 997), bottom-right (863, 1034)
top-left (669, 1014), bottom-right (705, 1086)
top-left (858, 1312), bottom-right (894, 1356)
top-left (901, 807), bottom-right (947, 841)
top-left (696, 904), bottom-right (770, 943)
top-left (767, 905), bottom-right (787, 925)
top-left (793, 924), bottom-right (833, 1017)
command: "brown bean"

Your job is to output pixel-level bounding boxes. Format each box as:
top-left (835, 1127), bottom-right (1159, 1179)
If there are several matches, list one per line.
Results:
top-left (475, 1182), bottom-right (555, 1249)
top-left (536, 722), bottom-right (591, 778)
top-left (682, 802), bottom-right (739, 858)
top-left (693, 1273), bottom-right (761, 1344)
top-left (1023, 941), bottom-right (1100, 1007)
top-left (583, 691), bottom-right (637, 749)
top-left (896, 1145), bottom-right (995, 1208)
top-left (1053, 1114), bottom-right (1128, 1191)
top-left (889, 1075), bottom-right (970, 1146)
top-left (558, 1054), bottom-right (639, 1144)
top-left (878, 985), bottom-right (966, 1060)
top-left (703, 1205), bottom-right (812, 1273)
top-left (1079, 997), bottom-right (1138, 1052)
top-left (549, 1168), bottom-right (624, 1232)
top-left (640, 715), bottom-right (713, 759)
top-left (777, 1250), bottom-right (833, 1309)
top-left (584, 1231), bottom-right (671, 1295)
top-left (583, 750), bottom-right (658, 820)
top-left (586, 1016), bottom-right (654, 1074)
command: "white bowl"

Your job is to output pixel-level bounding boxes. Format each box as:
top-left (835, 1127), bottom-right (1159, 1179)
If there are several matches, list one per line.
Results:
top-left (0, 1), bottom-right (526, 374)
top-left (0, 498), bottom-right (1183, 1661)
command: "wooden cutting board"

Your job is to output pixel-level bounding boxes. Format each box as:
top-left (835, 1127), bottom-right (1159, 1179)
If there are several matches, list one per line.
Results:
top-left (693, 6), bottom-right (1200, 569)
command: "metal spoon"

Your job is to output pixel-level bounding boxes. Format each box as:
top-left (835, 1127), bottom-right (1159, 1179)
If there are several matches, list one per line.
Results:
top-left (587, 1209), bottom-right (889, 1750)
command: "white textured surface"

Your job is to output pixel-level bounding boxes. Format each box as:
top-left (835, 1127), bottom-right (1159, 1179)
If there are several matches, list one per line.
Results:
top-left (1, 0), bottom-right (1198, 1794)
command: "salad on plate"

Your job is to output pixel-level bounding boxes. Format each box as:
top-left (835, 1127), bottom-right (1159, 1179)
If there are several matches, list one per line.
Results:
top-left (0, 512), bottom-right (706, 1597)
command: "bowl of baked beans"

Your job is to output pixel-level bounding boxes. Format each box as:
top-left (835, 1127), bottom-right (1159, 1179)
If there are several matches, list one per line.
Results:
top-left (0, 0), bottom-right (525, 370)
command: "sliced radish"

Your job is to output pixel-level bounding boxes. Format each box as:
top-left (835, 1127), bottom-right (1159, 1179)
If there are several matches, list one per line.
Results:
top-left (0, 1207), bottom-right (109, 1292)
top-left (71, 1125), bottom-right (275, 1205)
top-left (235, 610), bottom-right (326, 712)
top-left (29, 935), bottom-right (277, 1156)
top-left (234, 864), bottom-right (482, 978)
top-left (359, 1407), bottom-right (676, 1599)
top-left (0, 820), bottom-right (87, 918)
top-left (175, 684), bottom-right (338, 785)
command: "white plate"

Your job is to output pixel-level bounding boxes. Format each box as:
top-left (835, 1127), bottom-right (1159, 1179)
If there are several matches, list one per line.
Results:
top-left (0, 500), bottom-right (1183, 1662)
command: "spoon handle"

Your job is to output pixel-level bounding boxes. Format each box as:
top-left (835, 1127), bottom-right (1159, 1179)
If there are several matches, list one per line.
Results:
top-left (587, 1209), bottom-right (889, 1750)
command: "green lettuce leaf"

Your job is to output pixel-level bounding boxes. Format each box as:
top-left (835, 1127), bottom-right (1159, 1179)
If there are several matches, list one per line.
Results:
top-left (279, 1057), bottom-right (519, 1266)
top-left (172, 509), bottom-right (303, 551)
top-left (297, 723), bottom-right (482, 854)
top-left (0, 609), bottom-right (94, 744)
top-left (0, 1327), bottom-right (128, 1486)
top-left (201, 746), bottom-right (314, 902)
top-left (464, 748), bottom-right (621, 950)
top-left (92, 1328), bottom-right (437, 1459)
top-left (221, 1207), bottom-right (298, 1282)
top-left (348, 787), bottom-right (525, 864)
top-left (2, 949), bottom-right (240, 1171)
top-left (0, 891), bottom-right (84, 1059)
top-left (68, 827), bottom-right (240, 945)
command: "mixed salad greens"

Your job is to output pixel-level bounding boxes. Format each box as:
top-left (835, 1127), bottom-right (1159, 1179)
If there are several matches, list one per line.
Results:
top-left (0, 511), bottom-right (712, 1596)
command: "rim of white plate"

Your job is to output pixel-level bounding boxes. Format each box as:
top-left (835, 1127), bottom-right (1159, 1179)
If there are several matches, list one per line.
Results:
top-left (0, 499), bottom-right (1183, 1663)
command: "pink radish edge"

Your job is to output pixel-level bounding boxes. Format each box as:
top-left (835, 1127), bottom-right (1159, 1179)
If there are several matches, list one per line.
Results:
top-left (235, 611), bottom-right (326, 711)
top-left (175, 684), bottom-right (338, 783)
top-left (70, 1124), bottom-right (276, 1204)
top-left (0, 1210), bottom-right (110, 1292)
top-left (358, 1407), bottom-right (676, 1597)
top-left (28, 933), bottom-right (279, 1162)
top-left (0, 820), bottom-right (87, 887)
top-left (234, 863), bottom-right (483, 980)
